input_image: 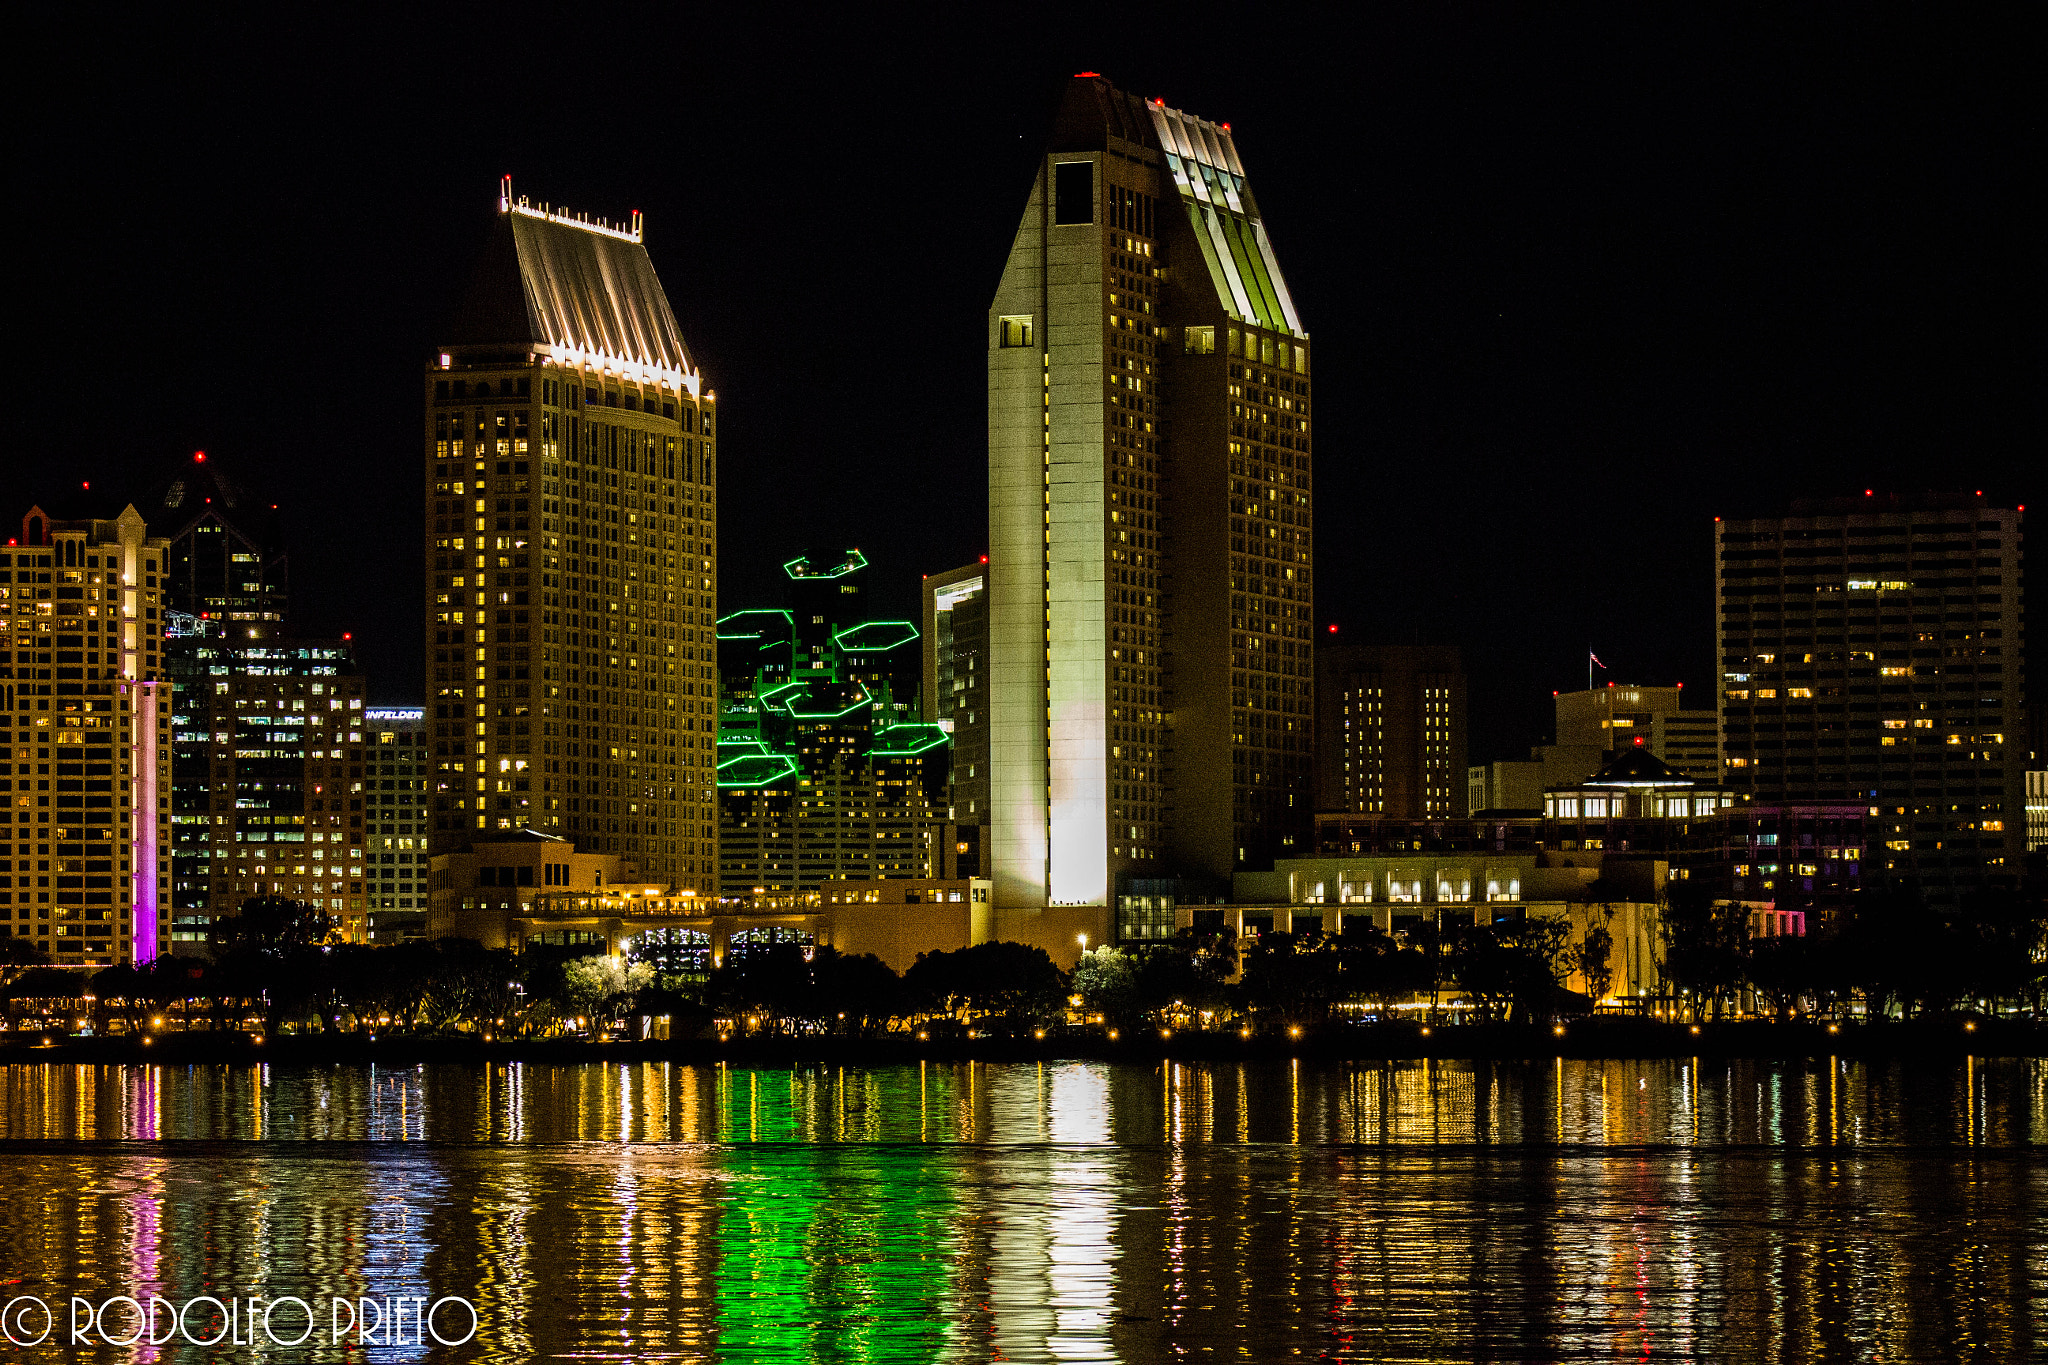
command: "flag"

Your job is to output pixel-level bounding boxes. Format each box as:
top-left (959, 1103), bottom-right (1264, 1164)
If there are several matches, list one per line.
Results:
top-left (1590, 651), bottom-right (1606, 669)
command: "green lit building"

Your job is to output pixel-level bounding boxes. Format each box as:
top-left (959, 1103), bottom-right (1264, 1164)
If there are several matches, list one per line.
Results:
top-left (717, 551), bottom-right (949, 893)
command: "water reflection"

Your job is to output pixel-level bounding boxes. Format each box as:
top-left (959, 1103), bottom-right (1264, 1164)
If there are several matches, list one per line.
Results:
top-left (0, 1058), bottom-right (2041, 1362)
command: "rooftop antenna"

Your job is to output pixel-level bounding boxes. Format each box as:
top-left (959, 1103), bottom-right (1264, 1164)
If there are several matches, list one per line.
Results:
top-left (499, 173), bottom-right (512, 211)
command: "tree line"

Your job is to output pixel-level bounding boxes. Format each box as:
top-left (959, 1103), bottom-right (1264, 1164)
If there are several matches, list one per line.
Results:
top-left (5, 878), bottom-right (2044, 1038)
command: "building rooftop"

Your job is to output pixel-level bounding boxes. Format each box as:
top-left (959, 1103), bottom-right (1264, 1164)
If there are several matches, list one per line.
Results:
top-left (444, 185), bottom-right (697, 389)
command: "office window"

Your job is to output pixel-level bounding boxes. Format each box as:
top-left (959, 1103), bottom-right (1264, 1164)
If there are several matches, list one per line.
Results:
top-left (998, 315), bottom-right (1034, 348)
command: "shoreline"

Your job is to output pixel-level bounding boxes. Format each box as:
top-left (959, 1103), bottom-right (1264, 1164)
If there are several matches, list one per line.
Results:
top-left (2, 1018), bottom-right (2039, 1066)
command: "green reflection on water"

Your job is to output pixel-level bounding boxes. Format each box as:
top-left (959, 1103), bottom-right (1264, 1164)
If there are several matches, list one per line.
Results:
top-left (717, 1068), bottom-right (962, 1362)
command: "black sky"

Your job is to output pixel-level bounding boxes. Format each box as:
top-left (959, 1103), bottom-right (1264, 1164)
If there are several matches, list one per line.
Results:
top-left (10, 7), bottom-right (2037, 762)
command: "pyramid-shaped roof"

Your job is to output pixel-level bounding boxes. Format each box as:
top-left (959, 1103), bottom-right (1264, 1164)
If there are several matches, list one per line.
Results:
top-left (1583, 749), bottom-right (1697, 789)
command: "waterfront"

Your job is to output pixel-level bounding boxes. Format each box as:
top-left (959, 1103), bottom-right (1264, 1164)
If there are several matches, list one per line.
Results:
top-left (2, 1058), bottom-right (2043, 1361)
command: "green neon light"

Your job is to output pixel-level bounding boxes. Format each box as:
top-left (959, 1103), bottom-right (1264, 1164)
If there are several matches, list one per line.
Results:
top-left (830, 620), bottom-right (919, 653)
top-left (782, 681), bottom-right (872, 720)
top-left (755, 679), bottom-right (806, 711)
top-left (869, 722), bottom-right (949, 757)
top-left (715, 608), bottom-right (794, 641)
top-left (782, 549), bottom-right (869, 581)
top-left (717, 753), bottom-right (800, 788)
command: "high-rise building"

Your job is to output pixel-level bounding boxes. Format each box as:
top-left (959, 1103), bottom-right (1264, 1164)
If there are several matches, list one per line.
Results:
top-left (1556, 684), bottom-right (1719, 777)
top-left (1717, 493), bottom-right (2026, 903)
top-left (170, 635), bottom-right (368, 939)
top-left (364, 707), bottom-right (429, 940)
top-left (922, 561), bottom-right (989, 826)
top-left (716, 551), bottom-right (949, 893)
top-left (148, 451), bottom-right (289, 641)
top-left (988, 75), bottom-right (1314, 923)
top-left (149, 450), bottom-right (301, 947)
top-left (1315, 643), bottom-right (1466, 818)
top-left (2, 503), bottom-right (170, 965)
top-left (429, 184), bottom-right (718, 891)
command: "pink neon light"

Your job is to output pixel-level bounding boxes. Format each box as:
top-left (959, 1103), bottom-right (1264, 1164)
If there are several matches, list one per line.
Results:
top-left (131, 681), bottom-right (161, 964)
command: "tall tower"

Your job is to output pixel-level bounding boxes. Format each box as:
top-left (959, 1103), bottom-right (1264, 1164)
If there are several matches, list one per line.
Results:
top-left (148, 450), bottom-right (303, 946)
top-left (2, 503), bottom-right (170, 965)
top-left (988, 75), bottom-right (1314, 924)
top-left (1716, 493), bottom-right (2025, 905)
top-left (428, 185), bottom-right (718, 891)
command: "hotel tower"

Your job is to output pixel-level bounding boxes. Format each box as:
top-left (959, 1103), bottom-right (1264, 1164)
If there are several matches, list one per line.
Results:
top-left (427, 183), bottom-right (718, 890)
top-left (988, 76), bottom-right (1314, 931)
top-left (2, 503), bottom-right (170, 965)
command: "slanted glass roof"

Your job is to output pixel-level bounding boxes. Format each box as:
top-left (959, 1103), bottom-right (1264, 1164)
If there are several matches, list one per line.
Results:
top-left (1148, 102), bottom-right (1304, 338)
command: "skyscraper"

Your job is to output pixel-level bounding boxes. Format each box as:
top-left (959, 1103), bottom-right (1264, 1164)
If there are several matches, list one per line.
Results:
top-left (429, 184), bottom-right (718, 891)
top-left (2, 503), bottom-right (170, 965)
top-left (148, 452), bottom-right (289, 640)
top-left (148, 449), bottom-right (307, 946)
top-left (173, 636), bottom-right (368, 939)
top-left (1315, 644), bottom-right (1466, 819)
top-left (1717, 493), bottom-right (2025, 903)
top-left (716, 551), bottom-right (948, 893)
top-left (988, 75), bottom-right (1314, 922)
top-left (922, 561), bottom-right (989, 826)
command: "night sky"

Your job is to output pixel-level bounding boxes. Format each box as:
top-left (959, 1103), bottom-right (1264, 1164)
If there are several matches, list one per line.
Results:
top-left (13, 9), bottom-right (2035, 763)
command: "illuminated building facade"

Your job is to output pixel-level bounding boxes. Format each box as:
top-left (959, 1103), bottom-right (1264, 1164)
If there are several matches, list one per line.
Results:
top-left (150, 450), bottom-right (302, 946)
top-left (988, 74), bottom-right (1314, 924)
top-left (429, 182), bottom-right (718, 891)
top-left (717, 552), bottom-right (949, 893)
top-left (1556, 684), bottom-right (1720, 778)
top-left (1717, 493), bottom-right (2025, 903)
top-left (1315, 643), bottom-right (1466, 819)
top-left (365, 707), bottom-right (429, 940)
top-left (169, 634), bottom-right (368, 940)
top-left (1, 504), bottom-right (170, 965)
top-left (922, 561), bottom-right (989, 826)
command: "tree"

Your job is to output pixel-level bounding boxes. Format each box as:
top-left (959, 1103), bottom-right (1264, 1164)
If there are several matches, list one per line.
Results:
top-left (561, 954), bottom-right (653, 1028)
top-left (1335, 923), bottom-right (1429, 1020)
top-left (1566, 924), bottom-right (1615, 1006)
top-left (1449, 919), bottom-right (1570, 1023)
top-left (905, 942), bottom-right (1066, 1027)
top-left (1743, 935), bottom-right (1820, 1020)
top-left (1235, 931), bottom-right (1344, 1025)
top-left (808, 948), bottom-right (902, 1035)
top-left (206, 897), bottom-right (337, 1033)
top-left (1660, 886), bottom-right (1751, 1020)
top-left (0, 936), bottom-right (50, 972)
top-left (1071, 946), bottom-right (1140, 1022)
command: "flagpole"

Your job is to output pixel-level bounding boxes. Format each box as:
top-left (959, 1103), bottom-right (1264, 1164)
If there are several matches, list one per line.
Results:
top-left (1587, 646), bottom-right (1592, 693)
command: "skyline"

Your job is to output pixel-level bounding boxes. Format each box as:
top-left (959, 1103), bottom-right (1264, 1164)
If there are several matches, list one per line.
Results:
top-left (11, 11), bottom-right (2035, 765)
